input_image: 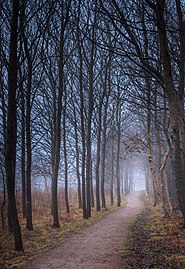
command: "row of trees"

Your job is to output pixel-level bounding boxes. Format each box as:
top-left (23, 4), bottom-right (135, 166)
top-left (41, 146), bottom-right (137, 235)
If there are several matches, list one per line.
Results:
top-left (0, 0), bottom-right (184, 251)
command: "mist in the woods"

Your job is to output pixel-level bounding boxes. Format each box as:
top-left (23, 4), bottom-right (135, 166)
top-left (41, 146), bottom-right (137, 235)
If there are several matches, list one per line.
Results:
top-left (1, 0), bottom-right (185, 268)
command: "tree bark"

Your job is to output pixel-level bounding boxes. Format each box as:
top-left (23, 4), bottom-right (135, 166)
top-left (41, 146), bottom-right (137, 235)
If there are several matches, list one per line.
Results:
top-left (6, 0), bottom-right (24, 251)
top-left (77, 1), bottom-right (87, 219)
top-left (95, 110), bottom-right (102, 211)
top-left (90, 159), bottom-right (95, 208)
top-left (23, 38), bottom-right (33, 231)
top-left (20, 85), bottom-right (26, 218)
top-left (116, 101), bottom-right (121, 207)
top-left (101, 103), bottom-right (107, 209)
top-left (86, 61), bottom-right (94, 218)
top-left (156, 0), bottom-right (185, 225)
top-left (110, 136), bottom-right (114, 205)
top-left (73, 101), bottom-right (82, 209)
top-left (63, 90), bottom-right (70, 214)
top-left (146, 76), bottom-right (161, 205)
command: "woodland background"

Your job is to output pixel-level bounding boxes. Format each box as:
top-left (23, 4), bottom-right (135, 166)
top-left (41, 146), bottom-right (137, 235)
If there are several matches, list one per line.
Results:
top-left (0, 0), bottom-right (185, 260)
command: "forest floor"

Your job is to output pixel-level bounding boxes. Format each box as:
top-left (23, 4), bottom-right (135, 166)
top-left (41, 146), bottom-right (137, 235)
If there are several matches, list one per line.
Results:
top-left (2, 192), bottom-right (185, 269)
top-left (120, 203), bottom-right (185, 269)
top-left (19, 191), bottom-right (144, 269)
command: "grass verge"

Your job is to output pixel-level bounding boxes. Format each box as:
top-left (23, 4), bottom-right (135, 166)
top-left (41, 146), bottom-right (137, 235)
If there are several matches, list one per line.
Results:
top-left (120, 206), bottom-right (185, 269)
top-left (0, 202), bottom-right (124, 269)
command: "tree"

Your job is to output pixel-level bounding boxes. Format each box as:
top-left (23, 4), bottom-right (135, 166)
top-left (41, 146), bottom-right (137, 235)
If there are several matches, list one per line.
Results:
top-left (5, 0), bottom-right (23, 251)
top-left (50, 0), bottom-right (72, 227)
top-left (63, 86), bottom-right (70, 214)
top-left (101, 0), bottom-right (185, 225)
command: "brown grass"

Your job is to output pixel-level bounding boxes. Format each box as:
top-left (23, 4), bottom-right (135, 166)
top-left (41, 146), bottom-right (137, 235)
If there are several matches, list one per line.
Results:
top-left (120, 205), bottom-right (185, 269)
top-left (0, 190), bottom-right (125, 269)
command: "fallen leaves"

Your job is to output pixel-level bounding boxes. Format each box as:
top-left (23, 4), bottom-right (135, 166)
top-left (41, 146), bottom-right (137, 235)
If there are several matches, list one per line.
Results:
top-left (120, 206), bottom-right (185, 269)
top-left (0, 204), bottom-right (120, 269)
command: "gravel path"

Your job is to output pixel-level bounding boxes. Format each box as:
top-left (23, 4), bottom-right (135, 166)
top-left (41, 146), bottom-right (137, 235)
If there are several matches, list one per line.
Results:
top-left (22, 191), bottom-right (145, 269)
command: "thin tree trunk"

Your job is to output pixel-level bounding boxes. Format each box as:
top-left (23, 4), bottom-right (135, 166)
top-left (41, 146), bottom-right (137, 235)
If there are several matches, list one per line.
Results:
top-left (116, 102), bottom-right (121, 207)
top-left (160, 146), bottom-right (172, 214)
top-left (73, 102), bottom-right (82, 209)
top-left (51, 27), bottom-right (64, 228)
top-left (110, 136), bottom-right (114, 205)
top-left (51, 1), bottom-right (71, 226)
top-left (63, 90), bottom-right (70, 214)
top-left (21, 85), bottom-right (26, 218)
top-left (95, 111), bottom-right (101, 211)
top-left (101, 106), bottom-right (107, 209)
top-left (146, 77), bottom-right (161, 205)
top-left (25, 55), bottom-right (33, 231)
top-left (77, 1), bottom-right (87, 219)
top-left (90, 159), bottom-right (94, 208)
top-left (86, 68), bottom-right (93, 217)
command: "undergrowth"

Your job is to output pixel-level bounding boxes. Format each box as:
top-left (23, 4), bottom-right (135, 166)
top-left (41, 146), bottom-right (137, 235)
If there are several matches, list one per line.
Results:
top-left (0, 203), bottom-right (121, 269)
top-left (120, 206), bottom-right (185, 269)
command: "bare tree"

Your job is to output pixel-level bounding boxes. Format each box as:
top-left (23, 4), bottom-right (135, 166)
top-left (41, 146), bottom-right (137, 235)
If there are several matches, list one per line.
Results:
top-left (5, 0), bottom-right (23, 251)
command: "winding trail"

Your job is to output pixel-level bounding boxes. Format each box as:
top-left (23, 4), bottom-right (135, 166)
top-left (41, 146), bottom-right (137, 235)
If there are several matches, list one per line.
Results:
top-left (22, 191), bottom-right (145, 269)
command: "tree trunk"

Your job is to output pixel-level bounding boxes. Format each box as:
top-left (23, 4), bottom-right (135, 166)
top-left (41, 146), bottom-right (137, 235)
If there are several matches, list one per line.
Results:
top-left (5, 0), bottom-right (23, 251)
top-left (51, 25), bottom-right (64, 228)
top-left (25, 53), bottom-right (33, 231)
top-left (101, 105), bottom-right (107, 209)
top-left (1, 168), bottom-right (6, 229)
top-left (63, 91), bottom-right (70, 214)
top-left (116, 102), bottom-right (121, 207)
top-left (77, 2), bottom-right (87, 219)
top-left (146, 76), bottom-right (161, 205)
top-left (176, 0), bottom-right (185, 170)
top-left (110, 136), bottom-right (114, 205)
top-left (95, 111), bottom-right (101, 211)
top-left (156, 0), bottom-right (185, 225)
top-left (90, 159), bottom-right (95, 208)
top-left (86, 68), bottom-right (93, 217)
top-left (20, 85), bottom-right (26, 218)
top-left (73, 101), bottom-right (82, 209)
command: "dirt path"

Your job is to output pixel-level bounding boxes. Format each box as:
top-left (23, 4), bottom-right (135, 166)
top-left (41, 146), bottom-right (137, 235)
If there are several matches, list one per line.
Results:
top-left (22, 191), bottom-right (145, 269)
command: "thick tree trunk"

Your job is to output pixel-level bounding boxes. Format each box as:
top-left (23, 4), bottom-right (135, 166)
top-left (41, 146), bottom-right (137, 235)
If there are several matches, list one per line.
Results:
top-left (176, 0), bottom-right (185, 170)
top-left (156, 0), bottom-right (185, 225)
top-left (146, 77), bottom-right (161, 205)
top-left (0, 168), bottom-right (6, 229)
top-left (6, 0), bottom-right (23, 251)
top-left (160, 146), bottom-right (172, 213)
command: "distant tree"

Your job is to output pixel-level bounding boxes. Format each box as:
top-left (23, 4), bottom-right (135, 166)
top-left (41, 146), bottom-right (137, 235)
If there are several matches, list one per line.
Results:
top-left (63, 86), bottom-right (70, 214)
top-left (101, 0), bottom-right (185, 224)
